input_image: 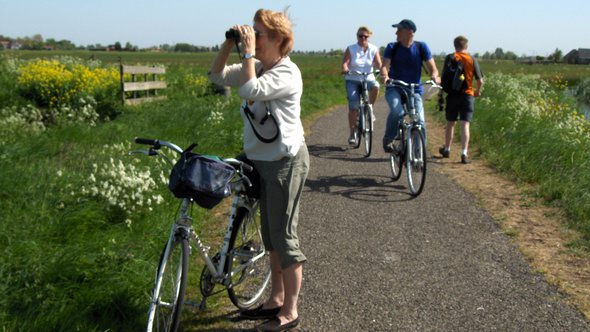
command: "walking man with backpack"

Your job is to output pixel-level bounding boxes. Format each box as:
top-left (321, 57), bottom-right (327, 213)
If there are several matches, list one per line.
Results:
top-left (439, 35), bottom-right (484, 164)
top-left (380, 19), bottom-right (440, 153)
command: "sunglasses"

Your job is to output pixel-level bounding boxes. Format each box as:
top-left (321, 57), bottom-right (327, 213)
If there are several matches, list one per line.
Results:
top-left (357, 35), bottom-right (369, 39)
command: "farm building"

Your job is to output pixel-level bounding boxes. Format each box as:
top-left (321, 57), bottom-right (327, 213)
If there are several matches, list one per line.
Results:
top-left (564, 48), bottom-right (590, 64)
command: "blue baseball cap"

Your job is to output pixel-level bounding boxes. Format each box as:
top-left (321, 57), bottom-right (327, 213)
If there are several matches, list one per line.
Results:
top-left (392, 19), bottom-right (416, 32)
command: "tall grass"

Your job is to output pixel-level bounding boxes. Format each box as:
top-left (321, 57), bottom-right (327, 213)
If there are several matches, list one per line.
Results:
top-left (430, 72), bottom-right (590, 247)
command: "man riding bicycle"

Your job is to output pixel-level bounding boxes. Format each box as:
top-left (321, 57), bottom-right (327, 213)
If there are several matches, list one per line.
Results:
top-left (380, 19), bottom-right (440, 153)
top-left (342, 26), bottom-right (382, 145)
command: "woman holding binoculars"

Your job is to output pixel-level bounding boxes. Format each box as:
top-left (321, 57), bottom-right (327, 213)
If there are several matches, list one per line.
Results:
top-left (208, 7), bottom-right (308, 332)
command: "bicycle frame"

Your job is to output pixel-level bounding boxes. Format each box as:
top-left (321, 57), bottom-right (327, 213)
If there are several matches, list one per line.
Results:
top-left (164, 181), bottom-right (263, 289)
top-left (360, 79), bottom-right (373, 132)
top-left (349, 70), bottom-right (377, 132)
top-left (386, 79), bottom-right (427, 142)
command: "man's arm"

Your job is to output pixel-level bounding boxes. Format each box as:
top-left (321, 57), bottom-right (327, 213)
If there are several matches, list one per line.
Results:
top-left (474, 78), bottom-right (484, 97)
top-left (380, 57), bottom-right (390, 83)
top-left (473, 57), bottom-right (484, 97)
top-left (425, 58), bottom-right (440, 85)
top-left (373, 51), bottom-right (383, 74)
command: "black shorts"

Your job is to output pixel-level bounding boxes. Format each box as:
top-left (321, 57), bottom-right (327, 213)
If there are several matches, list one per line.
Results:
top-left (445, 94), bottom-right (474, 122)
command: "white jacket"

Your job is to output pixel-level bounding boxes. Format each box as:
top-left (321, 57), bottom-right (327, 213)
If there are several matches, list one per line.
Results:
top-left (208, 57), bottom-right (304, 161)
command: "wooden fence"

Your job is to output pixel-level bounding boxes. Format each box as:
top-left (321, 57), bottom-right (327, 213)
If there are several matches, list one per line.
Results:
top-left (120, 65), bottom-right (167, 105)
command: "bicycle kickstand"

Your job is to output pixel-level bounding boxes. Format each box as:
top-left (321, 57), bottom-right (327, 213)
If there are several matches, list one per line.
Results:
top-left (198, 297), bottom-right (208, 310)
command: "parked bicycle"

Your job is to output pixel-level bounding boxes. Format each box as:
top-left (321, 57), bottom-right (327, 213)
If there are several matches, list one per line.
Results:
top-left (385, 79), bottom-right (440, 197)
top-left (130, 138), bottom-right (271, 332)
top-left (347, 70), bottom-right (380, 157)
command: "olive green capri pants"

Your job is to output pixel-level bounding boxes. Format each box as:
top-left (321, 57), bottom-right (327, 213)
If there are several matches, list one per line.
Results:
top-left (252, 144), bottom-right (309, 269)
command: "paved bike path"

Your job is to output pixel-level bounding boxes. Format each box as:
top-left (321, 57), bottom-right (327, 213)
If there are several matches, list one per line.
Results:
top-left (292, 100), bottom-right (589, 331)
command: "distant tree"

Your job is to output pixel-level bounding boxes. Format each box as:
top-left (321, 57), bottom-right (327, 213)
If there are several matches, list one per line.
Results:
top-left (124, 41), bottom-right (135, 51)
top-left (504, 51), bottom-right (518, 60)
top-left (114, 42), bottom-right (122, 51)
top-left (174, 43), bottom-right (195, 52)
top-left (32, 34), bottom-right (43, 43)
top-left (482, 51), bottom-right (491, 59)
top-left (494, 47), bottom-right (505, 60)
top-left (46, 38), bottom-right (76, 50)
top-left (473, 52), bottom-right (480, 58)
top-left (549, 48), bottom-right (563, 62)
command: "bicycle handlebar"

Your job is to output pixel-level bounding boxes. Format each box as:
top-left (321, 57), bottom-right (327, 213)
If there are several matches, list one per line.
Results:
top-left (134, 137), bottom-right (183, 154)
top-left (346, 70), bottom-right (381, 77)
top-left (385, 79), bottom-right (441, 89)
top-left (132, 137), bottom-right (253, 173)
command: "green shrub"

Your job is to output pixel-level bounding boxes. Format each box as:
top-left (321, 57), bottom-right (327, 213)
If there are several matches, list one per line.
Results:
top-left (473, 73), bottom-right (590, 241)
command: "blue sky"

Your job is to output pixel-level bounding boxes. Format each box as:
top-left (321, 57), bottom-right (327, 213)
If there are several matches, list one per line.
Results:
top-left (1, 0), bottom-right (589, 56)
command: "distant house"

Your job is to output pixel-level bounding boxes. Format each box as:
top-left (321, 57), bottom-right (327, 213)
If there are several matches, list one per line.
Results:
top-left (564, 48), bottom-right (590, 64)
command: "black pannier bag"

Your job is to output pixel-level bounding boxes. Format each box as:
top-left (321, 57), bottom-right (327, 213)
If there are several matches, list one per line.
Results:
top-left (169, 144), bottom-right (236, 209)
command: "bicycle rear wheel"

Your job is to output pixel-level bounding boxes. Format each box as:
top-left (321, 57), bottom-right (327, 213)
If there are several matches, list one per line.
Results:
top-left (406, 127), bottom-right (426, 196)
top-left (362, 104), bottom-right (372, 157)
top-left (146, 231), bottom-right (189, 332)
top-left (226, 201), bottom-right (271, 309)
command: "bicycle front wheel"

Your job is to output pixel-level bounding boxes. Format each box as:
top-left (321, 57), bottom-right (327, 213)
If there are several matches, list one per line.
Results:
top-left (406, 127), bottom-right (427, 196)
top-left (226, 201), bottom-right (271, 309)
top-left (146, 231), bottom-right (189, 332)
top-left (362, 104), bottom-right (372, 157)
top-left (389, 129), bottom-right (403, 181)
top-left (354, 110), bottom-right (362, 149)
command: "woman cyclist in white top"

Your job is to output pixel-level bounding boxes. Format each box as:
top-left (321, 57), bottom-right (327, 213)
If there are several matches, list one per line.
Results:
top-left (342, 26), bottom-right (383, 145)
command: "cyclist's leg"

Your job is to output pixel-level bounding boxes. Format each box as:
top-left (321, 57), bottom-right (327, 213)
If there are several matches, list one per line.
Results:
top-left (346, 80), bottom-right (361, 143)
top-left (414, 92), bottom-right (427, 145)
top-left (367, 80), bottom-right (380, 122)
top-left (369, 85), bottom-right (379, 105)
top-left (383, 88), bottom-right (403, 149)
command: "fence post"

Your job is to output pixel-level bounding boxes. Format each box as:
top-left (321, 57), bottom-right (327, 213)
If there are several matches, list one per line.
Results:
top-left (119, 59), bottom-right (125, 104)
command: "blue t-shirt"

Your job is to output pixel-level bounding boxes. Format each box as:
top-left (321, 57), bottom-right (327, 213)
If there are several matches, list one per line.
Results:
top-left (383, 41), bottom-right (432, 93)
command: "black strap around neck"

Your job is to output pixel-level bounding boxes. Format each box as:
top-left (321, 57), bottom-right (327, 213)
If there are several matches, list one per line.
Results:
top-left (243, 102), bottom-right (280, 143)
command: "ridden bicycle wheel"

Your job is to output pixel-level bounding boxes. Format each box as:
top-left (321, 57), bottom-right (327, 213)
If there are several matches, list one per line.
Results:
top-left (226, 201), bottom-right (271, 309)
top-left (389, 129), bottom-right (404, 181)
top-left (362, 104), bottom-right (372, 157)
top-left (146, 231), bottom-right (189, 332)
top-left (406, 127), bottom-right (427, 196)
top-left (354, 109), bottom-right (362, 149)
